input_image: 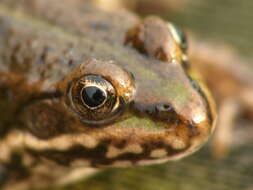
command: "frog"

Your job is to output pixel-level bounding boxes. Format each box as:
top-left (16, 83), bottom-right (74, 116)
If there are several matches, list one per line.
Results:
top-left (2, 0), bottom-right (252, 189)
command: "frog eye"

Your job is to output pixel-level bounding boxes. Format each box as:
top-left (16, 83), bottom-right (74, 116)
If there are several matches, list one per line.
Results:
top-left (168, 23), bottom-right (188, 53)
top-left (80, 75), bottom-right (114, 109)
top-left (60, 60), bottom-right (136, 126)
top-left (69, 74), bottom-right (121, 125)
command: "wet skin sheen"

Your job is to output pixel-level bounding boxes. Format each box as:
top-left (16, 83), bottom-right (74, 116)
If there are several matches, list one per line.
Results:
top-left (0, 0), bottom-right (216, 183)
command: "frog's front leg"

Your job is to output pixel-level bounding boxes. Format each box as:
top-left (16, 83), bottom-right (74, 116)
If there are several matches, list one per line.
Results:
top-left (189, 38), bottom-right (253, 157)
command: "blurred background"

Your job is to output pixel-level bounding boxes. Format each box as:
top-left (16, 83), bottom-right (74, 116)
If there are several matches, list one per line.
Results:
top-left (44, 0), bottom-right (253, 190)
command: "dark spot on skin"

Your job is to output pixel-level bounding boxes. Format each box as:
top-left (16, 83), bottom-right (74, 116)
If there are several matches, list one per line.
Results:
top-left (38, 46), bottom-right (49, 65)
top-left (68, 59), bottom-right (74, 66)
top-left (3, 153), bottom-right (30, 182)
top-left (10, 43), bottom-right (22, 69)
top-left (188, 124), bottom-right (199, 137)
top-left (113, 139), bottom-right (127, 149)
top-left (155, 47), bottom-right (171, 62)
top-left (8, 41), bottom-right (35, 74)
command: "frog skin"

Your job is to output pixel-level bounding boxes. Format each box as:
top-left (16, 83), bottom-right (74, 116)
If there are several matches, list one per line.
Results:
top-left (0, 0), bottom-right (216, 189)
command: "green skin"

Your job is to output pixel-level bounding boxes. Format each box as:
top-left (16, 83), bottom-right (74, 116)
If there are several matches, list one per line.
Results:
top-left (0, 0), bottom-right (216, 189)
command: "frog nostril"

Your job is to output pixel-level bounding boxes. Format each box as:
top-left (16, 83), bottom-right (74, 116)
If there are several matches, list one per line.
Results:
top-left (132, 101), bottom-right (176, 118)
top-left (151, 103), bottom-right (178, 123)
top-left (155, 103), bottom-right (172, 112)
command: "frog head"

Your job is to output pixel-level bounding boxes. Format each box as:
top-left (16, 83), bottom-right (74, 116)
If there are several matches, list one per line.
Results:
top-left (19, 17), bottom-right (216, 167)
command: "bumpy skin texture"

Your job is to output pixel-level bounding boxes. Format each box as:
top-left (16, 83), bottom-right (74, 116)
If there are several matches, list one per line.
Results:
top-left (0, 0), bottom-right (216, 189)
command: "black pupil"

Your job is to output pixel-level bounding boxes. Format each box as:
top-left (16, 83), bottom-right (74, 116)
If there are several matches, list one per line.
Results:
top-left (82, 86), bottom-right (106, 108)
